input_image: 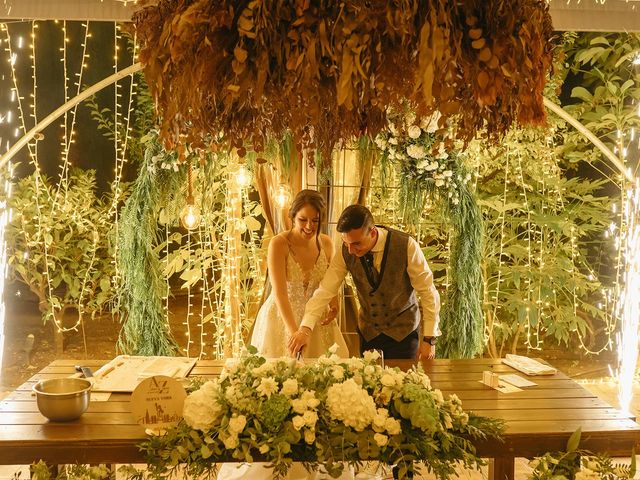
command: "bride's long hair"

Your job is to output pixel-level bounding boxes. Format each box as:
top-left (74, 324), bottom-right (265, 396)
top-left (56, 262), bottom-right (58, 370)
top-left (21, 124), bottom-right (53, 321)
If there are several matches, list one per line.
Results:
top-left (288, 189), bottom-right (326, 240)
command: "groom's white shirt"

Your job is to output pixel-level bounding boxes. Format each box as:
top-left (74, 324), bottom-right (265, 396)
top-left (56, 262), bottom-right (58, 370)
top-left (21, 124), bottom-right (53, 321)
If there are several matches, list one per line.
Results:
top-left (299, 228), bottom-right (441, 337)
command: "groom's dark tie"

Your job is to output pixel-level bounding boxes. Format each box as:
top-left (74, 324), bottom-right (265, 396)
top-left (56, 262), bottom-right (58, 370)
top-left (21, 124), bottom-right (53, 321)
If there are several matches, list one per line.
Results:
top-left (362, 251), bottom-right (379, 286)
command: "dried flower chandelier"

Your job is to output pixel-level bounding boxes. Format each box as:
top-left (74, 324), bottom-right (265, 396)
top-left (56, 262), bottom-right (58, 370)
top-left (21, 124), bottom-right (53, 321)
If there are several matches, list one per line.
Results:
top-left (134, 0), bottom-right (555, 159)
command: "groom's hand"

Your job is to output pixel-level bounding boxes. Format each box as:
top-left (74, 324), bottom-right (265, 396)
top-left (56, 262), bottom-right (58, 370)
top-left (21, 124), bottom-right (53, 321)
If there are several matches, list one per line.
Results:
top-left (418, 341), bottom-right (435, 360)
top-left (288, 327), bottom-right (311, 357)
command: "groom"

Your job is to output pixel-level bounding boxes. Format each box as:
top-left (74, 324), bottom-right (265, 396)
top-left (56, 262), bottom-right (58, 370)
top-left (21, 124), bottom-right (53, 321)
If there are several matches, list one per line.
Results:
top-left (288, 204), bottom-right (440, 360)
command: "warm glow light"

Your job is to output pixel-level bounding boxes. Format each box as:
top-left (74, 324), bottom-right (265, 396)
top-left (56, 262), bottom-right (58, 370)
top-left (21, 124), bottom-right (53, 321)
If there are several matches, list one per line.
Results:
top-left (616, 184), bottom-right (640, 413)
top-left (274, 184), bottom-right (292, 209)
top-left (180, 203), bottom-right (201, 230)
top-left (235, 164), bottom-right (252, 189)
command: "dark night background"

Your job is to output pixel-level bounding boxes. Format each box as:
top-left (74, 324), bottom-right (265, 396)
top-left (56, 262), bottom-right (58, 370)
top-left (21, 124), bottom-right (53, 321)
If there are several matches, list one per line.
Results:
top-left (0, 20), bottom-right (140, 190)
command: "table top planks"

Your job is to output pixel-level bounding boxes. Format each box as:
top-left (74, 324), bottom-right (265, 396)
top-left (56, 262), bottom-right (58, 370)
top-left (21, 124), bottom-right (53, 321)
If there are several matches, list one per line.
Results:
top-left (1, 357), bottom-right (639, 467)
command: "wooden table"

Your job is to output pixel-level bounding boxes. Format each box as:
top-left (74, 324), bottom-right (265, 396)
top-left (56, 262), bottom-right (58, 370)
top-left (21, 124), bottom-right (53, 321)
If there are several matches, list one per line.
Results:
top-left (1, 358), bottom-right (639, 480)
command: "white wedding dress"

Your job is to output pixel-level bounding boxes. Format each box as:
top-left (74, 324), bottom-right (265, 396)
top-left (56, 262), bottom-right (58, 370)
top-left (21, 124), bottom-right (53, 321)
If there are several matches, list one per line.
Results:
top-left (217, 247), bottom-right (351, 480)
top-left (251, 249), bottom-right (349, 359)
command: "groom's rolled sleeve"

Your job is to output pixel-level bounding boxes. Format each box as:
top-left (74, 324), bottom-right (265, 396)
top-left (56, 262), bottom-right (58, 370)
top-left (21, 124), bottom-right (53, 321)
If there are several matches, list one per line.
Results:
top-left (300, 251), bottom-right (348, 331)
top-left (406, 237), bottom-right (441, 337)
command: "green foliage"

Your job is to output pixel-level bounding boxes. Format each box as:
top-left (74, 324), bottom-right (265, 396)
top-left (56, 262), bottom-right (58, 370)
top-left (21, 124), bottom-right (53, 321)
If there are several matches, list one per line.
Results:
top-left (561, 32), bottom-right (640, 174)
top-left (528, 428), bottom-right (636, 480)
top-left (468, 125), bottom-right (613, 356)
top-left (117, 131), bottom-right (264, 356)
top-left (116, 134), bottom-right (183, 355)
top-left (5, 168), bottom-right (121, 324)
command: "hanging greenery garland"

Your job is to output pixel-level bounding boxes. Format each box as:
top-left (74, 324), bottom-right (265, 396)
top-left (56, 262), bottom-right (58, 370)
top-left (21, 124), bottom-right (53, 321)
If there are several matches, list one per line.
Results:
top-left (117, 132), bottom-right (184, 355)
top-left (375, 111), bottom-right (483, 358)
top-left (133, 0), bottom-right (554, 159)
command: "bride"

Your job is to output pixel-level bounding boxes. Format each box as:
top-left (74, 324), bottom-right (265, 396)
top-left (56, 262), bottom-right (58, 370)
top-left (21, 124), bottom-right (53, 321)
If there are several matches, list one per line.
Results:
top-left (251, 188), bottom-right (349, 358)
top-left (218, 189), bottom-right (350, 480)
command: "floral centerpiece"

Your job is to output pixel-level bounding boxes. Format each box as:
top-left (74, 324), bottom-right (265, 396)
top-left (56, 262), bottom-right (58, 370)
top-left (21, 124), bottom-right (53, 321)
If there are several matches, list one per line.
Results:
top-left (140, 346), bottom-right (503, 479)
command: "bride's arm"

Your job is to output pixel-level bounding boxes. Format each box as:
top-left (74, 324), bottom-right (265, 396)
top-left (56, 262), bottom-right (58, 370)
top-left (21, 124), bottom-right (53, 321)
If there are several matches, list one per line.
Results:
top-left (319, 234), bottom-right (339, 326)
top-left (268, 235), bottom-right (299, 336)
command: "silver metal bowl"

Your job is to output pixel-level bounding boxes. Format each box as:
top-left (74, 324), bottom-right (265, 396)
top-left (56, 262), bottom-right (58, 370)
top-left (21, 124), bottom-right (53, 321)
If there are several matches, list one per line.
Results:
top-left (33, 377), bottom-right (92, 422)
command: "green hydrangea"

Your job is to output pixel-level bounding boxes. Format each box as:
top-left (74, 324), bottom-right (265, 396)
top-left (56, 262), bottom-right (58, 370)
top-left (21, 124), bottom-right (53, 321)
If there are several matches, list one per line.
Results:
top-left (258, 393), bottom-right (291, 432)
top-left (394, 383), bottom-right (438, 434)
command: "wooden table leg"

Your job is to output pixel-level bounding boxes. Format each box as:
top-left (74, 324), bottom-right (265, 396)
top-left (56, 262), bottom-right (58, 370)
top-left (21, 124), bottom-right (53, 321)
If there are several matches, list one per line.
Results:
top-left (488, 457), bottom-right (515, 480)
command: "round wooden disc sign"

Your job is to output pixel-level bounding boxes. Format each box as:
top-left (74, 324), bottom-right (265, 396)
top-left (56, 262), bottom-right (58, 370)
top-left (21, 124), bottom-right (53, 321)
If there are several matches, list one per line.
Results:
top-left (130, 375), bottom-right (187, 434)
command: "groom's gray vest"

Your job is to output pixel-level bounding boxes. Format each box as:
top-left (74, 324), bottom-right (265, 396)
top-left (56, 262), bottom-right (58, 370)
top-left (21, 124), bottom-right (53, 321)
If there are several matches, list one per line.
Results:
top-left (342, 227), bottom-right (420, 342)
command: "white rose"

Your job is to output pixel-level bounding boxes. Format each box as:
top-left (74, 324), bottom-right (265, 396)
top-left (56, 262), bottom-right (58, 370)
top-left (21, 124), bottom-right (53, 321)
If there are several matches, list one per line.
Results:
top-left (229, 414), bottom-right (247, 434)
top-left (407, 125), bottom-right (422, 139)
top-left (380, 374), bottom-right (395, 387)
top-left (303, 410), bottom-right (318, 427)
top-left (280, 378), bottom-right (298, 397)
top-left (363, 350), bottom-right (381, 362)
top-left (374, 433), bottom-right (388, 447)
top-left (223, 435), bottom-right (239, 449)
top-left (425, 161), bottom-right (439, 172)
top-left (259, 444), bottom-right (270, 454)
top-left (332, 365), bottom-right (345, 380)
top-left (292, 415), bottom-right (306, 431)
top-left (304, 429), bottom-right (316, 444)
top-left (385, 417), bottom-right (402, 435)
top-left (406, 144), bottom-right (426, 159)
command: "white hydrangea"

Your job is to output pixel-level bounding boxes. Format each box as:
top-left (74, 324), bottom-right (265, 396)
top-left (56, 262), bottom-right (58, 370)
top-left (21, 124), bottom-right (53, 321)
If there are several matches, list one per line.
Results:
top-left (326, 379), bottom-right (377, 431)
top-left (407, 125), bottom-right (422, 139)
top-left (256, 377), bottom-right (279, 398)
top-left (280, 378), bottom-right (298, 397)
top-left (183, 381), bottom-right (225, 431)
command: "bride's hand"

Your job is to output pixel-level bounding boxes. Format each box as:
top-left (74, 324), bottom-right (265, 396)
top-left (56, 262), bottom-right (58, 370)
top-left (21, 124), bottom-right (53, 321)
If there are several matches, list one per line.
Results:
top-left (288, 327), bottom-right (311, 356)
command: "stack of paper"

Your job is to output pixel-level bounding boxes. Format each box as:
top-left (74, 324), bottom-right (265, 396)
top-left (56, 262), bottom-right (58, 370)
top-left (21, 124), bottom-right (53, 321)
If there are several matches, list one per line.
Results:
top-left (502, 354), bottom-right (557, 376)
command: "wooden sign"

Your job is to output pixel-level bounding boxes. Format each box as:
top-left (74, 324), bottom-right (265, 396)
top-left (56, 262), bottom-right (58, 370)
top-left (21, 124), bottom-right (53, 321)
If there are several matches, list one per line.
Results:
top-left (130, 375), bottom-right (187, 434)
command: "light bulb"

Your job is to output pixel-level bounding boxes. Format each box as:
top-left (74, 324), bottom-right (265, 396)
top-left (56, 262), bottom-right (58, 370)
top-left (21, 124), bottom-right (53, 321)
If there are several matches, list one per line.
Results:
top-left (236, 165), bottom-right (252, 188)
top-left (274, 184), bottom-right (292, 209)
top-left (180, 203), bottom-right (201, 230)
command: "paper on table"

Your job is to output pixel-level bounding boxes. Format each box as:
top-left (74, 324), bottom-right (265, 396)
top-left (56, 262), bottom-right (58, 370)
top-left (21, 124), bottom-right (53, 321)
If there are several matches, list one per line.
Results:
top-left (499, 373), bottom-right (538, 388)
top-left (502, 354), bottom-right (557, 376)
top-left (92, 355), bottom-right (197, 392)
top-left (478, 379), bottom-right (522, 393)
